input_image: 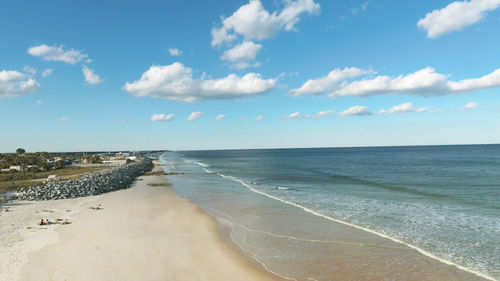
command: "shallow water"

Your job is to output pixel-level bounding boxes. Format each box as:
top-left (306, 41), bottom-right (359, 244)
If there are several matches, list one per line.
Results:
top-left (160, 145), bottom-right (499, 280)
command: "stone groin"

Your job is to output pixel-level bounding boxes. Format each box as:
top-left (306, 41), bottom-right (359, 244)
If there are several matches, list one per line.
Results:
top-left (17, 157), bottom-right (153, 201)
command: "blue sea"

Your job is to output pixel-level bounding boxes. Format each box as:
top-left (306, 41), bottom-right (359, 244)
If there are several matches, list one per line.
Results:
top-left (160, 145), bottom-right (500, 281)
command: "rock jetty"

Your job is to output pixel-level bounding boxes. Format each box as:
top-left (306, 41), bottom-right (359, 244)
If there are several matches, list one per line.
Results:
top-left (17, 157), bottom-right (153, 201)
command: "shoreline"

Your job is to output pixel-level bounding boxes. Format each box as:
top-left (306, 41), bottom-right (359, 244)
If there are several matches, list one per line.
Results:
top-left (0, 163), bottom-right (282, 281)
top-left (171, 159), bottom-right (494, 281)
top-left (0, 160), bottom-right (494, 281)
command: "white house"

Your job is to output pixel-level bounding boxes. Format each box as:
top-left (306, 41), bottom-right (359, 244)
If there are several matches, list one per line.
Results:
top-left (9, 166), bottom-right (23, 172)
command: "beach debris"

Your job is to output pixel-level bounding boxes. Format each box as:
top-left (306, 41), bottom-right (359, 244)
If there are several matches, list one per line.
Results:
top-left (90, 206), bottom-right (102, 210)
top-left (39, 218), bottom-right (71, 226)
top-left (147, 182), bottom-right (171, 187)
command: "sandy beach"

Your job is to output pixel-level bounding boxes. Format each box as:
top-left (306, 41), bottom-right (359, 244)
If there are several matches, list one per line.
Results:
top-left (0, 166), bottom-right (281, 281)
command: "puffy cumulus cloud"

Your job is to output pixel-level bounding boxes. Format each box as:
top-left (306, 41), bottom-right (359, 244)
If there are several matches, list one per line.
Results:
top-left (42, 69), bottom-right (53, 77)
top-left (151, 113), bottom-right (175, 122)
top-left (0, 70), bottom-right (40, 99)
top-left (447, 68), bottom-right (500, 91)
top-left (215, 114), bottom-right (225, 121)
top-left (82, 66), bottom-right (104, 85)
top-left (187, 111), bottom-right (203, 121)
top-left (256, 115), bottom-right (265, 120)
top-left (289, 67), bottom-right (373, 96)
top-left (284, 112), bottom-right (300, 119)
top-left (331, 68), bottom-right (448, 98)
top-left (123, 62), bottom-right (277, 102)
top-left (460, 102), bottom-right (480, 110)
top-left (303, 110), bottom-right (334, 118)
top-left (168, 48), bottom-right (182, 56)
top-left (418, 0), bottom-right (500, 38)
top-left (379, 103), bottom-right (432, 114)
top-left (221, 41), bottom-right (263, 69)
top-left (292, 67), bottom-right (500, 99)
top-left (338, 105), bottom-right (371, 117)
top-left (28, 44), bottom-right (88, 64)
top-left (211, 0), bottom-right (320, 46)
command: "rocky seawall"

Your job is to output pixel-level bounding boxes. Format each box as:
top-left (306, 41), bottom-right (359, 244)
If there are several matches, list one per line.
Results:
top-left (17, 157), bottom-right (154, 201)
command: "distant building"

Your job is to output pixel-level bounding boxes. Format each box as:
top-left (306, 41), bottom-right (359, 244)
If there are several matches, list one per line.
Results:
top-left (9, 165), bottom-right (36, 172)
top-left (115, 152), bottom-right (130, 158)
top-left (9, 166), bottom-right (23, 172)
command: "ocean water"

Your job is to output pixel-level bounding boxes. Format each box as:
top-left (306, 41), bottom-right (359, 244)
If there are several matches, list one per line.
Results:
top-left (160, 145), bottom-right (500, 281)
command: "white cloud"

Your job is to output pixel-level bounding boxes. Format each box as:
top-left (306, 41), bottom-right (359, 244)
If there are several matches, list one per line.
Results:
top-left (215, 114), bottom-right (225, 121)
top-left (82, 66), bottom-right (104, 85)
top-left (338, 105), bottom-right (371, 116)
top-left (151, 113), bottom-right (175, 122)
top-left (28, 44), bottom-right (88, 64)
top-left (289, 67), bottom-right (373, 96)
top-left (447, 68), bottom-right (500, 91)
top-left (211, 0), bottom-right (320, 46)
top-left (0, 70), bottom-right (40, 99)
top-left (460, 102), bottom-right (480, 110)
top-left (23, 65), bottom-right (36, 75)
top-left (59, 117), bottom-right (69, 121)
top-left (119, 119), bottom-right (126, 123)
top-left (168, 48), bottom-right (182, 56)
top-left (418, 0), bottom-right (500, 38)
top-left (232, 61), bottom-right (261, 70)
top-left (221, 41), bottom-right (262, 68)
top-left (187, 111), bottom-right (203, 121)
top-left (42, 69), bottom-right (53, 77)
top-left (36, 100), bottom-right (43, 105)
top-left (351, 2), bottom-right (369, 15)
top-left (379, 103), bottom-right (432, 114)
top-left (304, 110), bottom-right (334, 118)
top-left (293, 67), bottom-right (500, 99)
top-left (256, 115), bottom-right (265, 120)
top-left (284, 112), bottom-right (300, 119)
top-left (331, 67), bottom-right (448, 98)
top-left (123, 62), bottom-right (277, 102)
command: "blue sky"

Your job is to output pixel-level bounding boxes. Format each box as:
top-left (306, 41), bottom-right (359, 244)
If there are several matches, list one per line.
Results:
top-left (1, 0), bottom-right (500, 152)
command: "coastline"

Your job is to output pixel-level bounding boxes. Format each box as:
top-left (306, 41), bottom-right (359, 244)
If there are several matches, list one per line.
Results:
top-left (0, 164), bottom-right (282, 281)
top-left (166, 155), bottom-right (496, 281)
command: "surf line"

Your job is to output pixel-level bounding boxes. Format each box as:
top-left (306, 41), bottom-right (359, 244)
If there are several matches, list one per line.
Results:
top-left (216, 173), bottom-right (496, 281)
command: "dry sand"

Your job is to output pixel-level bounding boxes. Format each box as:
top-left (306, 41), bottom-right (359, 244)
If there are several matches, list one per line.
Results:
top-left (0, 171), bottom-right (281, 281)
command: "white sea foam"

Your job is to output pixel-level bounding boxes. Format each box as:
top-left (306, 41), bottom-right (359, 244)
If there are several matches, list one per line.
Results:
top-left (184, 159), bottom-right (210, 167)
top-left (203, 168), bottom-right (214, 173)
top-left (217, 173), bottom-right (496, 281)
top-left (277, 186), bottom-right (290, 190)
